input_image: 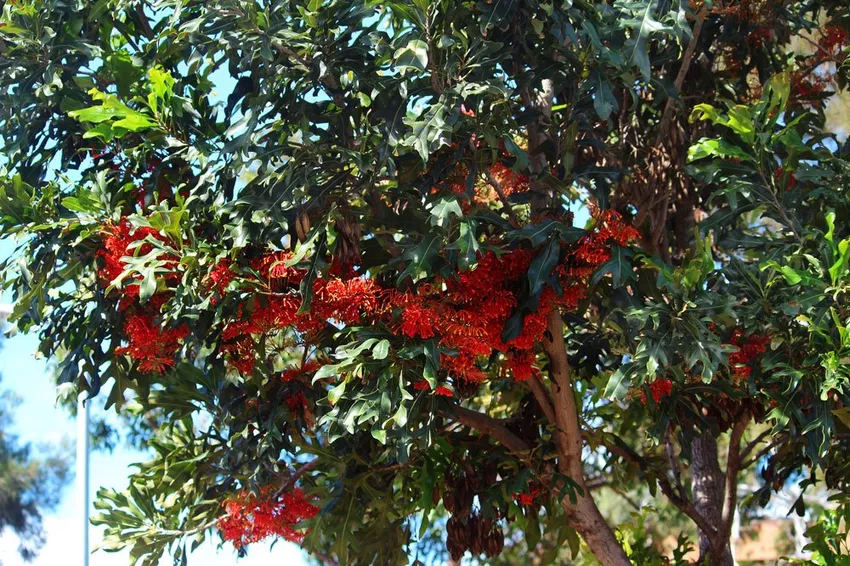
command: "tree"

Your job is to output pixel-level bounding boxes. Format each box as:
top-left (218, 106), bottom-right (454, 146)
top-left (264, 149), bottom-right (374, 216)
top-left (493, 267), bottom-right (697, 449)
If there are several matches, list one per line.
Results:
top-left (0, 352), bottom-right (70, 561)
top-left (1, 0), bottom-right (849, 564)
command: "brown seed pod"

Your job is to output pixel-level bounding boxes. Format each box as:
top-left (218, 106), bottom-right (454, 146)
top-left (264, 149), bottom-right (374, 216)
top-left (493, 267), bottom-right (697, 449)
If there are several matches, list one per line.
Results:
top-left (295, 210), bottom-right (311, 242)
top-left (483, 462), bottom-right (498, 485)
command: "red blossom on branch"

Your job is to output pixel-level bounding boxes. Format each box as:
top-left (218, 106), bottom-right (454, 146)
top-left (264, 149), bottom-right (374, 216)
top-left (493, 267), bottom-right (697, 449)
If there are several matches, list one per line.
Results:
top-left (217, 486), bottom-right (319, 548)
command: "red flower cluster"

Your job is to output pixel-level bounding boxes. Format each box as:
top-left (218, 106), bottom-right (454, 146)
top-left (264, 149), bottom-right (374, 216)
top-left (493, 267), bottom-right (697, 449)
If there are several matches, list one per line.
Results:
top-left (392, 250), bottom-right (547, 385)
top-left (218, 250), bottom-right (383, 375)
top-left (98, 207), bottom-right (640, 392)
top-left (281, 361), bottom-right (322, 383)
top-left (821, 24), bottom-right (849, 54)
top-left (98, 221), bottom-right (188, 373)
top-left (207, 259), bottom-right (235, 304)
top-left (114, 312), bottom-right (190, 373)
top-left (640, 378), bottom-right (673, 404)
top-left (727, 329), bottom-right (769, 380)
top-left (447, 159), bottom-right (530, 205)
top-left (97, 220), bottom-right (177, 308)
top-left (391, 209), bottom-right (638, 389)
top-left (411, 381), bottom-right (454, 397)
top-left (218, 486), bottom-right (319, 548)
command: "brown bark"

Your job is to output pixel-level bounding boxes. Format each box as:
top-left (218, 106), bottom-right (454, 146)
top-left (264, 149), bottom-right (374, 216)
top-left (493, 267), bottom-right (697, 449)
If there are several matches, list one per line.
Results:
top-left (542, 311), bottom-right (632, 566)
top-left (692, 433), bottom-right (734, 566)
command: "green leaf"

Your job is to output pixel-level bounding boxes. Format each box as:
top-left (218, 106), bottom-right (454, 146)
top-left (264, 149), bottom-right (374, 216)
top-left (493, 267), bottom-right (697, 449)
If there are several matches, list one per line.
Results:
top-left (592, 71), bottom-right (618, 121)
top-left (139, 268), bottom-right (157, 303)
top-left (393, 39), bottom-right (429, 73)
top-left (69, 89), bottom-right (157, 134)
top-left (829, 239), bottom-right (850, 285)
top-left (687, 138), bottom-right (755, 163)
top-left (328, 380), bottom-right (347, 405)
top-left (527, 238), bottom-right (560, 297)
top-left (397, 233), bottom-right (441, 283)
top-left (372, 339), bottom-right (390, 360)
top-left (446, 220), bottom-right (479, 271)
top-left (604, 364), bottom-right (635, 400)
top-left (297, 232), bottom-right (327, 314)
top-left (429, 197), bottom-right (462, 227)
top-left (591, 245), bottom-right (634, 287)
top-left (503, 136), bottom-right (529, 171)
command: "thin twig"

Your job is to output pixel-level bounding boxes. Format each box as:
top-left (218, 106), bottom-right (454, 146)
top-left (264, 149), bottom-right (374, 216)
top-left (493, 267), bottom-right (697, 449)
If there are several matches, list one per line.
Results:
top-left (739, 428), bottom-right (772, 464)
top-left (741, 432), bottom-right (789, 469)
top-left (484, 167), bottom-right (521, 227)
top-left (601, 435), bottom-right (718, 538)
top-left (274, 459), bottom-right (320, 499)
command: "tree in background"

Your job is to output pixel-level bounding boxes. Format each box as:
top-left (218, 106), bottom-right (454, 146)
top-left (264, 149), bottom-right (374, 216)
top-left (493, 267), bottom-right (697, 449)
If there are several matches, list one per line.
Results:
top-left (1, 1), bottom-right (849, 565)
top-left (0, 336), bottom-right (71, 562)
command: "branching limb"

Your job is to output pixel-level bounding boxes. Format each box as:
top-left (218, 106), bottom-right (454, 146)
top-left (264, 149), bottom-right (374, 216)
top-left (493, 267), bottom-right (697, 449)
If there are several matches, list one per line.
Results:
top-left (446, 405), bottom-right (530, 454)
top-left (600, 434), bottom-right (719, 539)
top-left (275, 458), bottom-right (320, 499)
top-left (741, 432), bottom-right (789, 470)
top-left (655, 3), bottom-right (709, 144)
top-left (523, 376), bottom-right (556, 425)
top-left (739, 428), bottom-right (772, 464)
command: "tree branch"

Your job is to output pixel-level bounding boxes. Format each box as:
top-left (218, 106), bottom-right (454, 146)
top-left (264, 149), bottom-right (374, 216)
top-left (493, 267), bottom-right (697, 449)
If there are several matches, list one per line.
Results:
top-left (722, 414), bottom-right (750, 534)
top-left (739, 428), bottom-right (772, 465)
top-left (601, 434), bottom-right (719, 539)
top-left (655, 4), bottom-right (708, 145)
top-left (446, 405), bottom-right (530, 454)
top-left (484, 166), bottom-right (520, 227)
top-left (541, 311), bottom-right (585, 479)
top-left (524, 376), bottom-right (556, 425)
top-left (741, 432), bottom-right (789, 470)
top-left (274, 458), bottom-right (320, 499)
top-left (665, 426), bottom-right (685, 500)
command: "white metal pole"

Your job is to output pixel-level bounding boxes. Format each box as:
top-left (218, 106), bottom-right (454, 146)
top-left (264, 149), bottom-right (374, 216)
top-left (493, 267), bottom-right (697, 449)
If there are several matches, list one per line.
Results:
top-left (77, 394), bottom-right (90, 566)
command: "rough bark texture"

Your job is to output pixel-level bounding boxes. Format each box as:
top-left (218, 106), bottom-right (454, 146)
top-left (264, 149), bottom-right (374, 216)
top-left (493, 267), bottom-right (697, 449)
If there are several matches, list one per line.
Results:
top-left (692, 433), bottom-right (734, 566)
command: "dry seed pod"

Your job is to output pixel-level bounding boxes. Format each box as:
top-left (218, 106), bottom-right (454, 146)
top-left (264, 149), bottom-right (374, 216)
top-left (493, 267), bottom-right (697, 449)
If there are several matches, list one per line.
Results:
top-left (295, 210), bottom-right (311, 242)
top-left (483, 462), bottom-right (497, 485)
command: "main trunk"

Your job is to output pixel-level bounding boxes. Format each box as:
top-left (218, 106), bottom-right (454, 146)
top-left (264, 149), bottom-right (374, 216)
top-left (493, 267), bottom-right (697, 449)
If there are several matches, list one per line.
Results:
top-left (692, 432), bottom-right (734, 566)
top-left (544, 311), bottom-right (631, 566)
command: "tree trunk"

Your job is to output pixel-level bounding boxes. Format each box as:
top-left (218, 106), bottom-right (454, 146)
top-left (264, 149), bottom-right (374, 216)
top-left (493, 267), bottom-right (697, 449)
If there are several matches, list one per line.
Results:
top-left (544, 311), bottom-right (631, 566)
top-left (692, 432), bottom-right (734, 566)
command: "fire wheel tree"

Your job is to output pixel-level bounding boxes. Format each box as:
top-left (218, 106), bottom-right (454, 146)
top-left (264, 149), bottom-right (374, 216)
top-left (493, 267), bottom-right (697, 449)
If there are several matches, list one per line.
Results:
top-left (1, 1), bottom-right (850, 564)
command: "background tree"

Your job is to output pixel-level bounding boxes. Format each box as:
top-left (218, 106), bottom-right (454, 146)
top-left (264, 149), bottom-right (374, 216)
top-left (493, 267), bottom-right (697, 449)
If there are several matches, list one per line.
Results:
top-left (0, 336), bottom-right (71, 562)
top-left (1, 1), bottom-right (849, 565)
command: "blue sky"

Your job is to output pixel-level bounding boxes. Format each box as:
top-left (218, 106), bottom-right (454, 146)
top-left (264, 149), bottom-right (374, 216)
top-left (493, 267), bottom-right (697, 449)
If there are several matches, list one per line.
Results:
top-left (0, 237), bottom-right (308, 566)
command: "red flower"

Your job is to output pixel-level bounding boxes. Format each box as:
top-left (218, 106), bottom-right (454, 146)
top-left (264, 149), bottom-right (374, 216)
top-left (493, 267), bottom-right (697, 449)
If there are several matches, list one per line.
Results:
top-left (640, 378), bottom-right (673, 404)
top-left (515, 484), bottom-right (542, 507)
top-left (434, 386), bottom-right (454, 397)
top-left (727, 330), bottom-right (769, 380)
top-left (398, 302), bottom-right (437, 339)
top-left (412, 381), bottom-right (431, 391)
top-left (460, 104), bottom-right (476, 117)
top-left (115, 313), bottom-right (190, 373)
top-left (218, 486), bottom-right (319, 548)
top-left (284, 391), bottom-right (307, 413)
